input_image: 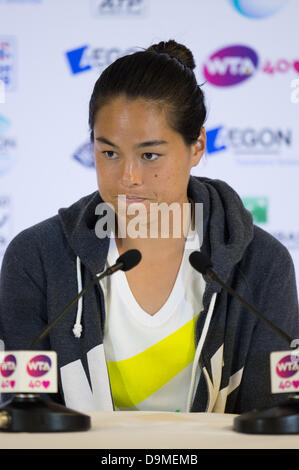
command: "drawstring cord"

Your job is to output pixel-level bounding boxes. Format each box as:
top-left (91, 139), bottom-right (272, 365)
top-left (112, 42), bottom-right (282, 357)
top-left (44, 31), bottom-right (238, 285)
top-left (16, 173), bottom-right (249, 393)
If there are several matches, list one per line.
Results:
top-left (73, 257), bottom-right (83, 338)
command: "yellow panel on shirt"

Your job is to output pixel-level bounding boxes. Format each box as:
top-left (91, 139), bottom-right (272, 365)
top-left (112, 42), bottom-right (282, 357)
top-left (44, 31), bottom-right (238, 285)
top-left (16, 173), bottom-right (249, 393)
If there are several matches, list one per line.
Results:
top-left (107, 314), bottom-right (199, 410)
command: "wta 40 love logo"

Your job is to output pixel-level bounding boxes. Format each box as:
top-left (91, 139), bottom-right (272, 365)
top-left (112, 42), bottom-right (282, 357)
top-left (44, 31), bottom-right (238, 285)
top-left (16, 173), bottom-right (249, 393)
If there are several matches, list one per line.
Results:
top-left (275, 355), bottom-right (299, 391)
top-left (28, 379), bottom-right (51, 390)
top-left (0, 350), bottom-right (57, 393)
top-left (0, 354), bottom-right (17, 377)
top-left (0, 354), bottom-right (17, 389)
top-left (26, 355), bottom-right (53, 390)
top-left (203, 45), bottom-right (299, 87)
top-left (270, 351), bottom-right (299, 394)
top-left (276, 355), bottom-right (299, 378)
top-left (26, 354), bottom-right (52, 377)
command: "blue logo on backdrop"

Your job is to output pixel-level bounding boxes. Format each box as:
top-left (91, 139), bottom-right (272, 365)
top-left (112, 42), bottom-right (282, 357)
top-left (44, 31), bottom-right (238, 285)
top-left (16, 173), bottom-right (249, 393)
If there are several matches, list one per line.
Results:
top-left (229, 0), bottom-right (289, 18)
top-left (65, 46), bottom-right (92, 75)
top-left (65, 45), bottom-right (138, 75)
top-left (0, 37), bottom-right (17, 91)
top-left (206, 125), bottom-right (297, 165)
top-left (72, 141), bottom-right (94, 168)
top-left (206, 127), bottom-right (227, 154)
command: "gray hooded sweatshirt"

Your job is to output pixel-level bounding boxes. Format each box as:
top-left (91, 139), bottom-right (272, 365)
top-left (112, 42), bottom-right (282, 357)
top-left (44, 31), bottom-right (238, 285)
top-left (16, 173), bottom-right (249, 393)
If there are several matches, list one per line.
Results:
top-left (0, 176), bottom-right (298, 414)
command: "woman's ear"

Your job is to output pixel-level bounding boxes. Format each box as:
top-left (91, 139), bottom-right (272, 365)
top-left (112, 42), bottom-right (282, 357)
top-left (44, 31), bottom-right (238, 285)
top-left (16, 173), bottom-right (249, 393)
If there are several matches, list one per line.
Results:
top-left (190, 127), bottom-right (206, 168)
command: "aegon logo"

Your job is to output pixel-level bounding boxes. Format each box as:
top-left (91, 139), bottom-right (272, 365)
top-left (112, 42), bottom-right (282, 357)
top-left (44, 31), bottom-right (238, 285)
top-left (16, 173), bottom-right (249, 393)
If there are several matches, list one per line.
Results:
top-left (276, 355), bottom-right (299, 378)
top-left (203, 45), bottom-right (259, 87)
top-left (206, 126), bottom-right (291, 155)
top-left (0, 354), bottom-right (17, 377)
top-left (65, 45), bottom-right (138, 75)
top-left (26, 355), bottom-right (51, 377)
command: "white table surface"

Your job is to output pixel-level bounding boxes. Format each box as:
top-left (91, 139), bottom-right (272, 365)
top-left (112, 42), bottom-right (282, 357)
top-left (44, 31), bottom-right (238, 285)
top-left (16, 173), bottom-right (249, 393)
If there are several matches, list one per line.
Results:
top-left (0, 411), bottom-right (299, 449)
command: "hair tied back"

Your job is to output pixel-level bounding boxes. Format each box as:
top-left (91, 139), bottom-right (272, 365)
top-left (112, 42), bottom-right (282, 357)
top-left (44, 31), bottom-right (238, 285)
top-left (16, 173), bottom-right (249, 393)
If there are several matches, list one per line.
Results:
top-left (147, 39), bottom-right (196, 71)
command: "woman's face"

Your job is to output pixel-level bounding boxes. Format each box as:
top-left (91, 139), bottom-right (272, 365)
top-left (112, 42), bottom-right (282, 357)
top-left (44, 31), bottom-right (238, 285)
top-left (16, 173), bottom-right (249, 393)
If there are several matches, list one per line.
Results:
top-left (93, 95), bottom-right (206, 212)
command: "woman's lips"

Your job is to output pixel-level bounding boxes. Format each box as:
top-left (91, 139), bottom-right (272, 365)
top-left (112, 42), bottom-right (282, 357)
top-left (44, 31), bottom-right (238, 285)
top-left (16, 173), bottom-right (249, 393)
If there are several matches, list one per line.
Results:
top-left (112, 194), bottom-right (151, 204)
top-left (125, 196), bottom-right (148, 203)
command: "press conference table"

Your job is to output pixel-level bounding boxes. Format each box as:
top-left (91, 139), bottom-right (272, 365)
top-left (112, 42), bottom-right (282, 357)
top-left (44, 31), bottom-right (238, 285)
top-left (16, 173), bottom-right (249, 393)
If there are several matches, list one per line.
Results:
top-left (0, 411), bottom-right (299, 449)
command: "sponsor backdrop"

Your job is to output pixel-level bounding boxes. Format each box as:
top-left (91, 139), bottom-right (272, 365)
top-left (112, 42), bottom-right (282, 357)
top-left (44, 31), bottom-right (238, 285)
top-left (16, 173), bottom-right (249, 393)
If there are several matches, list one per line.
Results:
top-left (0, 0), bottom-right (299, 292)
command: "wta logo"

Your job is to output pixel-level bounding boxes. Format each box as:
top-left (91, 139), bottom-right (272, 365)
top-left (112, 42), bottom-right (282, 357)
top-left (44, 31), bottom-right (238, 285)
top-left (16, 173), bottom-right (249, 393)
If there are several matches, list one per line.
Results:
top-left (276, 355), bottom-right (299, 378)
top-left (0, 354), bottom-right (17, 377)
top-left (203, 44), bottom-right (299, 87)
top-left (26, 355), bottom-right (51, 377)
top-left (203, 45), bottom-right (259, 87)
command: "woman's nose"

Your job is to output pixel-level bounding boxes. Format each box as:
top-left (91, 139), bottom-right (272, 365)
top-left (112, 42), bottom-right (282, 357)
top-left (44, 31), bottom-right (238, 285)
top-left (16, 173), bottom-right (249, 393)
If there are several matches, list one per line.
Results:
top-left (120, 159), bottom-right (143, 186)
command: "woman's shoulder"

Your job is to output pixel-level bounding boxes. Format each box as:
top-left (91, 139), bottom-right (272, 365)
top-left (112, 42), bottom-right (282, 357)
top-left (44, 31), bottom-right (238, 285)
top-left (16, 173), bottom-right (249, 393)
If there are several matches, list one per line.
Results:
top-left (2, 214), bottom-right (64, 271)
top-left (7, 191), bottom-right (99, 247)
top-left (246, 224), bottom-right (295, 274)
top-left (252, 224), bottom-right (291, 256)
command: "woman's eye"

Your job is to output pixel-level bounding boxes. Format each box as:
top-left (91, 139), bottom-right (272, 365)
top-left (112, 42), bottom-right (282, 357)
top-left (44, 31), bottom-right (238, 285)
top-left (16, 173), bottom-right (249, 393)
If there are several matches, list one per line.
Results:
top-left (142, 153), bottom-right (160, 161)
top-left (103, 151), bottom-right (118, 159)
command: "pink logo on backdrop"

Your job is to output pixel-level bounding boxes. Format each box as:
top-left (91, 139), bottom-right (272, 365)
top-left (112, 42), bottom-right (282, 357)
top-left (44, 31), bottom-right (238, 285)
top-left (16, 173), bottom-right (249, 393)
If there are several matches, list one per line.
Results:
top-left (203, 44), bottom-right (299, 87)
top-left (276, 355), bottom-right (299, 378)
top-left (26, 355), bottom-right (51, 377)
top-left (0, 354), bottom-right (17, 377)
top-left (203, 45), bottom-right (259, 86)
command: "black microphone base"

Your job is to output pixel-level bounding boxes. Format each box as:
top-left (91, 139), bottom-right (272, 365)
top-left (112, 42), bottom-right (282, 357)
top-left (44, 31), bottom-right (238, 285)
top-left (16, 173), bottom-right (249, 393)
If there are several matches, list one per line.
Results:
top-left (234, 395), bottom-right (299, 434)
top-left (0, 394), bottom-right (91, 432)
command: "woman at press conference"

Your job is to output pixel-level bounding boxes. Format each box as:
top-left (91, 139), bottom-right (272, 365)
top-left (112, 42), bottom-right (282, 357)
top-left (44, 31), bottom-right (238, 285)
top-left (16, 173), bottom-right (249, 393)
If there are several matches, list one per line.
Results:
top-left (0, 40), bottom-right (298, 415)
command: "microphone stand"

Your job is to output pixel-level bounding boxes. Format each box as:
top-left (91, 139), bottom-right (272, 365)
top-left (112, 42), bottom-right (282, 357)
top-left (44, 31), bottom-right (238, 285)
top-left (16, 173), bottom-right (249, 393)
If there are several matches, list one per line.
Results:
top-left (189, 251), bottom-right (299, 434)
top-left (0, 393), bottom-right (91, 432)
top-left (208, 267), bottom-right (299, 434)
top-left (0, 261), bottom-right (127, 432)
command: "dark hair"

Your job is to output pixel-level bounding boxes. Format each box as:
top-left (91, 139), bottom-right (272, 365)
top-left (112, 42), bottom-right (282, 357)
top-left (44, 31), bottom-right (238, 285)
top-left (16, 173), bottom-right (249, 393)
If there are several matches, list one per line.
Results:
top-left (88, 39), bottom-right (207, 146)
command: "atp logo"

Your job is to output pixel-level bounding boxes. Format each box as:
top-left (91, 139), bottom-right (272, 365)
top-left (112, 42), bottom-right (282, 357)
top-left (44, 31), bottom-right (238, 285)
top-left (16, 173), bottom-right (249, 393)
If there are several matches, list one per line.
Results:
top-left (91, 0), bottom-right (147, 15)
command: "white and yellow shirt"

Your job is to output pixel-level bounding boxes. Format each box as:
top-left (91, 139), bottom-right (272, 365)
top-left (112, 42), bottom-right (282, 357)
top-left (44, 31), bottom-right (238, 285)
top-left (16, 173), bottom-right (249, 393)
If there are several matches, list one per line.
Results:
top-left (102, 231), bottom-right (206, 412)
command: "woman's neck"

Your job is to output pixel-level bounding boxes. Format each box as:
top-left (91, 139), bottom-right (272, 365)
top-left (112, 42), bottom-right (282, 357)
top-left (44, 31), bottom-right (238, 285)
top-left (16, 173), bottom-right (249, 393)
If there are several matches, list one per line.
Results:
top-left (114, 197), bottom-right (194, 259)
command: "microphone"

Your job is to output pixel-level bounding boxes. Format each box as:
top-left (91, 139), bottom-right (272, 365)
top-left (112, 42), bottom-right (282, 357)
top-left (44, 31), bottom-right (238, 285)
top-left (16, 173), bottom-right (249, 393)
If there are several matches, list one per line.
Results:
top-left (107, 248), bottom-right (142, 273)
top-left (0, 249), bottom-right (141, 433)
top-left (29, 249), bottom-right (141, 350)
top-left (189, 250), bottom-right (299, 434)
top-left (189, 251), bottom-right (292, 345)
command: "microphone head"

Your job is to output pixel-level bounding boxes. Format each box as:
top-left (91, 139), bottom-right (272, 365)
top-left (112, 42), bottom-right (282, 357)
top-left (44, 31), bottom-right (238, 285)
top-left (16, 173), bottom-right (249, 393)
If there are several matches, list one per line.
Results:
top-left (116, 249), bottom-right (142, 271)
top-left (189, 251), bottom-right (212, 275)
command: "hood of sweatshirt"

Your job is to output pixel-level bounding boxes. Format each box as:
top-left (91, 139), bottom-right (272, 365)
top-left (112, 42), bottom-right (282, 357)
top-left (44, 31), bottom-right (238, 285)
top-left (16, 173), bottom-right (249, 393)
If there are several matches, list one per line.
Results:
top-left (58, 175), bottom-right (254, 294)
